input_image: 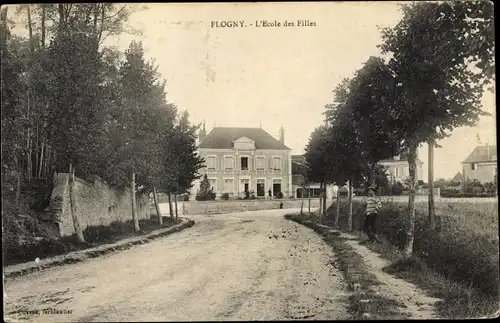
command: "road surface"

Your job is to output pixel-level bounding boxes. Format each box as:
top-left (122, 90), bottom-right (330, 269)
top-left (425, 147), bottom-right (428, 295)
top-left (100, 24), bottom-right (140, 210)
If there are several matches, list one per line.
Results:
top-left (4, 208), bottom-right (349, 322)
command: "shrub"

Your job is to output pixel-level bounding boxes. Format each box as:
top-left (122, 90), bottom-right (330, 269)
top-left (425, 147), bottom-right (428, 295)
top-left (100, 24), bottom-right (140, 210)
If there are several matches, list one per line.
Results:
top-left (221, 193), bottom-right (230, 200)
top-left (324, 199), bottom-right (499, 297)
top-left (276, 191), bottom-right (284, 199)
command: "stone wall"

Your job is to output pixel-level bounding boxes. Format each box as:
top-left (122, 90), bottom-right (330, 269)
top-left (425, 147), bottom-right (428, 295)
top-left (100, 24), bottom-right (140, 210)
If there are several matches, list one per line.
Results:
top-left (49, 173), bottom-right (150, 237)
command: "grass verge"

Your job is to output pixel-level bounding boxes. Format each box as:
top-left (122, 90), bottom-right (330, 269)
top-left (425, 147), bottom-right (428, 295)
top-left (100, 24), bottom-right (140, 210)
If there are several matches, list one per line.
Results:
top-left (320, 199), bottom-right (499, 319)
top-left (3, 216), bottom-right (181, 266)
top-left (285, 213), bottom-right (410, 320)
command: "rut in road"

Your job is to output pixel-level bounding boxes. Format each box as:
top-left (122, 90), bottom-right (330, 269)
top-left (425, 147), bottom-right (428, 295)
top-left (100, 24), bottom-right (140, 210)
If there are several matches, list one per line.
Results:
top-left (3, 209), bottom-right (350, 322)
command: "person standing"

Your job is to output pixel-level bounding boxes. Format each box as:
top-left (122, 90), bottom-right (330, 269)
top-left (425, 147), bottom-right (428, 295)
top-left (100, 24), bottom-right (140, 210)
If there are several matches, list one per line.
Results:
top-left (363, 187), bottom-right (382, 243)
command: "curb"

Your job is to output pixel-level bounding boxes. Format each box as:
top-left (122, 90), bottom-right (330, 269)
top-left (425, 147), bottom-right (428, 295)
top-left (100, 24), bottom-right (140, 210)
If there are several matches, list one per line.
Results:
top-left (284, 214), bottom-right (341, 237)
top-left (4, 218), bottom-right (195, 280)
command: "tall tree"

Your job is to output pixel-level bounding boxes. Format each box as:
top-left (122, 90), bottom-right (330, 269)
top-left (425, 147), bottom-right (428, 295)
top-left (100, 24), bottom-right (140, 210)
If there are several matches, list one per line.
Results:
top-left (379, 1), bottom-right (495, 255)
top-left (44, 30), bottom-right (108, 242)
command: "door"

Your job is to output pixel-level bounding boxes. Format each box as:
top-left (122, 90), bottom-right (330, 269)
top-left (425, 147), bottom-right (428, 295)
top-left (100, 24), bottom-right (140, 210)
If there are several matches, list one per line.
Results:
top-left (244, 183), bottom-right (249, 192)
top-left (257, 180), bottom-right (265, 197)
top-left (273, 183), bottom-right (282, 197)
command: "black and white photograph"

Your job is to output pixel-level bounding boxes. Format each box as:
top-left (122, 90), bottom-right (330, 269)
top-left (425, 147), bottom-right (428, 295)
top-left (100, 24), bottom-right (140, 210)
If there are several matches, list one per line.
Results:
top-left (1, 1), bottom-right (497, 321)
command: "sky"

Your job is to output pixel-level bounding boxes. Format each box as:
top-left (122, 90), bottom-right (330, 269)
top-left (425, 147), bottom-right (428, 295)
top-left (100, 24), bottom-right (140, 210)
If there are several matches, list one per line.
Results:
top-left (8, 2), bottom-right (497, 180)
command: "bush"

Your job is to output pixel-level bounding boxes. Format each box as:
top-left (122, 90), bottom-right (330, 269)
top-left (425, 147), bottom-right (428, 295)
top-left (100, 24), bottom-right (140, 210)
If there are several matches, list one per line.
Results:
top-left (440, 191), bottom-right (496, 198)
top-left (324, 199), bottom-right (499, 298)
top-left (221, 193), bottom-right (230, 200)
top-left (276, 191), bottom-right (284, 199)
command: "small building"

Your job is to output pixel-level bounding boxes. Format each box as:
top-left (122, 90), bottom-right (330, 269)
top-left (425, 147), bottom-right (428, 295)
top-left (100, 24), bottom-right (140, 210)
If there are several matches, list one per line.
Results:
top-left (291, 154), bottom-right (341, 202)
top-left (451, 171), bottom-right (464, 183)
top-left (191, 124), bottom-right (293, 199)
top-left (378, 152), bottom-right (424, 184)
top-left (461, 144), bottom-right (497, 184)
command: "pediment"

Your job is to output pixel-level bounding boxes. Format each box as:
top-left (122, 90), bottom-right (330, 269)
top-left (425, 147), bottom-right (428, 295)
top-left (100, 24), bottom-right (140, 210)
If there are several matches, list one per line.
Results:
top-left (233, 136), bottom-right (255, 143)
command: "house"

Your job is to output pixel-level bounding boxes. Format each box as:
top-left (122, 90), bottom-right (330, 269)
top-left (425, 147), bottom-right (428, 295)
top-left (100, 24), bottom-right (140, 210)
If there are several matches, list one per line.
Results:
top-left (291, 154), bottom-right (341, 201)
top-left (378, 152), bottom-right (424, 184)
top-left (451, 171), bottom-right (464, 183)
top-left (461, 144), bottom-right (497, 183)
top-left (191, 124), bottom-right (293, 199)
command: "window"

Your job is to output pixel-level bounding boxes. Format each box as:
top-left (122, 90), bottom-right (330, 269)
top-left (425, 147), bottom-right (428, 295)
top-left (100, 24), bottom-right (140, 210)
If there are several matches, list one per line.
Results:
top-left (224, 156), bottom-right (234, 171)
top-left (272, 157), bottom-right (282, 170)
top-left (206, 156), bottom-right (216, 170)
top-left (471, 163), bottom-right (477, 171)
top-left (256, 156), bottom-right (265, 170)
top-left (241, 157), bottom-right (248, 170)
top-left (224, 179), bottom-right (234, 192)
top-left (208, 179), bottom-right (216, 190)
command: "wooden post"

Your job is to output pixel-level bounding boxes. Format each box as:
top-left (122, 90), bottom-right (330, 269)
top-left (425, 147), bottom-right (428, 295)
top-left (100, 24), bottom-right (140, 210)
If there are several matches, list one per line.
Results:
top-left (153, 186), bottom-right (162, 225)
top-left (428, 139), bottom-right (435, 230)
top-left (69, 163), bottom-right (85, 242)
top-left (130, 171), bottom-right (140, 231)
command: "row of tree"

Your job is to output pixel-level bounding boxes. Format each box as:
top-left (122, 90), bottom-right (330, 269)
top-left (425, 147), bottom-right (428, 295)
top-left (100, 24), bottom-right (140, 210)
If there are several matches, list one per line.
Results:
top-left (1, 4), bottom-right (204, 242)
top-left (303, 1), bottom-right (494, 256)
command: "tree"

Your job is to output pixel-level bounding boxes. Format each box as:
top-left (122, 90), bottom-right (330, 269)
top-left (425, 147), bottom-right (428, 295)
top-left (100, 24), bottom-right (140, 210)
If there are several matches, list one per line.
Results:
top-left (1, 7), bottom-right (25, 214)
top-left (196, 174), bottom-right (215, 201)
top-left (167, 110), bottom-right (205, 218)
top-left (379, 1), bottom-right (495, 255)
top-left (43, 29), bottom-right (111, 242)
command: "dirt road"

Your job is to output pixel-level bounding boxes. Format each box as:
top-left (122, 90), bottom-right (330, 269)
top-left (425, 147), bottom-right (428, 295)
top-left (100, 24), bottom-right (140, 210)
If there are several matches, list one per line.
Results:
top-left (4, 208), bottom-right (349, 322)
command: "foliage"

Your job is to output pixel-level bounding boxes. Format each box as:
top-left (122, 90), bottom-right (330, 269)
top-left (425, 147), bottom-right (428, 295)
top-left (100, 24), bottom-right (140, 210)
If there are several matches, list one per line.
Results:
top-left (196, 174), bottom-right (216, 201)
top-left (221, 193), bottom-right (230, 200)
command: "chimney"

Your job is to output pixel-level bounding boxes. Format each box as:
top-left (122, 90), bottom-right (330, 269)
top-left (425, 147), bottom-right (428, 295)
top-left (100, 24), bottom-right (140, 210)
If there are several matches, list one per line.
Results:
top-left (279, 126), bottom-right (285, 144)
top-left (199, 120), bottom-right (207, 143)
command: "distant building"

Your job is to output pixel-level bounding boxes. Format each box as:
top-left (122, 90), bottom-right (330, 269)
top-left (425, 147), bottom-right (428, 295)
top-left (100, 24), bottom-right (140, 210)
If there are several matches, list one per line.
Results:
top-left (291, 155), bottom-right (341, 201)
top-left (191, 124), bottom-right (293, 199)
top-left (451, 171), bottom-right (464, 183)
top-left (378, 152), bottom-right (424, 184)
top-left (461, 144), bottom-right (497, 183)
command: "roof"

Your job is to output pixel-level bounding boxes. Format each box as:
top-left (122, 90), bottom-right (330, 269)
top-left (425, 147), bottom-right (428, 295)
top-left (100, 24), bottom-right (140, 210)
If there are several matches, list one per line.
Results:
top-left (198, 127), bottom-right (291, 150)
top-left (451, 172), bottom-right (464, 182)
top-left (462, 145), bottom-right (497, 163)
top-left (380, 152), bottom-right (423, 164)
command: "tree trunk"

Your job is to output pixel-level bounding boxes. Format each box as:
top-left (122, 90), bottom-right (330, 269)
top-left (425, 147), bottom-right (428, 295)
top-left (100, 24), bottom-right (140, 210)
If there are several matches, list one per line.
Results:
top-left (153, 186), bottom-right (162, 225)
top-left (38, 140), bottom-right (45, 178)
top-left (335, 187), bottom-right (340, 228)
top-left (15, 170), bottom-right (21, 215)
top-left (404, 145), bottom-right (418, 257)
top-left (318, 182), bottom-right (323, 217)
top-left (26, 92), bottom-right (32, 182)
top-left (175, 194), bottom-right (178, 221)
top-left (130, 171), bottom-right (140, 231)
top-left (168, 192), bottom-right (174, 221)
top-left (300, 186), bottom-right (304, 215)
top-left (69, 163), bottom-right (85, 243)
top-left (308, 185), bottom-right (311, 214)
top-left (322, 183), bottom-right (327, 216)
top-left (41, 4), bottom-right (46, 49)
top-left (348, 180), bottom-right (353, 231)
top-left (428, 139), bottom-right (435, 230)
